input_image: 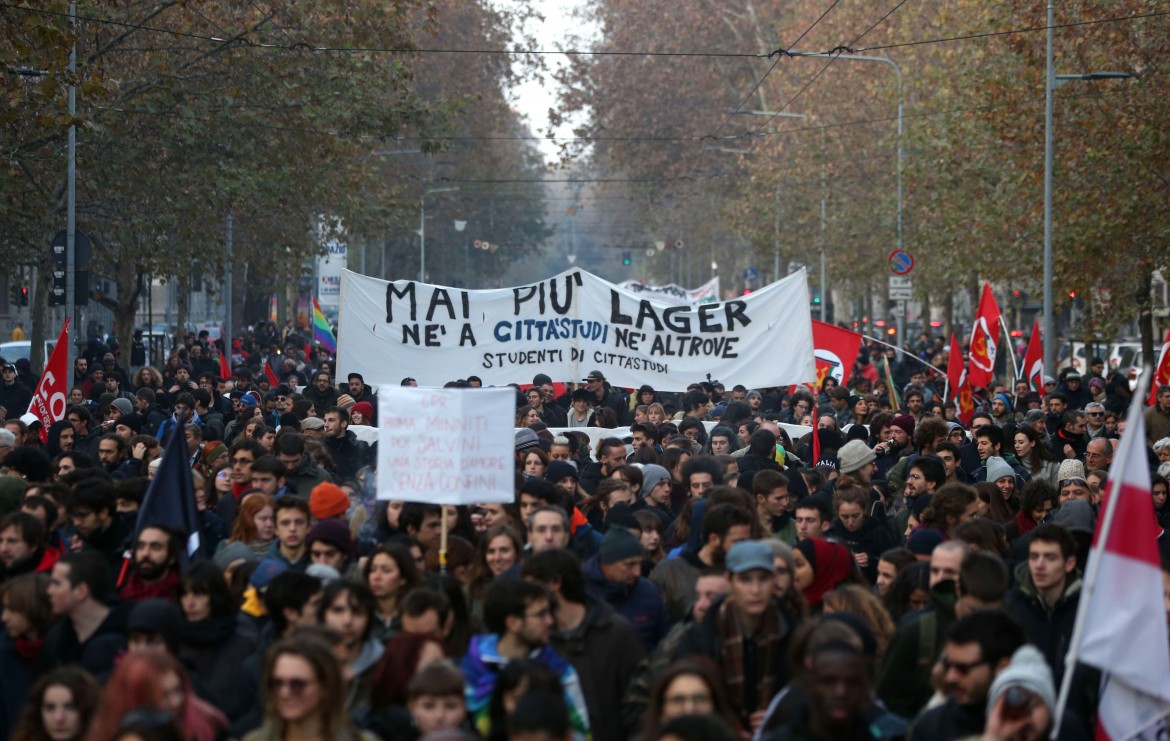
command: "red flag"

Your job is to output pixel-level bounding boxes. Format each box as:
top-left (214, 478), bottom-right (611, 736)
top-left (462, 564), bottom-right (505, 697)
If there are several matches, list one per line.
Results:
top-left (966, 282), bottom-right (1002, 390)
top-left (218, 351), bottom-right (231, 381)
top-left (811, 406), bottom-right (821, 464)
top-left (812, 320), bottom-right (862, 391)
top-left (1057, 385), bottom-right (1170, 740)
top-left (945, 334), bottom-right (964, 401)
top-left (28, 318), bottom-right (71, 443)
top-left (946, 333), bottom-right (975, 425)
top-left (1021, 319), bottom-right (1046, 398)
top-left (304, 342), bottom-right (311, 363)
top-left (1147, 329), bottom-right (1170, 407)
top-left (264, 360), bottom-right (279, 387)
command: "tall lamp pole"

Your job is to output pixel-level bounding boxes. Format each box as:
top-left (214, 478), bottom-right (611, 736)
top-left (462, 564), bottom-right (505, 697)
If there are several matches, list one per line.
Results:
top-left (65, 1), bottom-right (77, 377)
top-left (788, 51), bottom-right (903, 342)
top-left (419, 187), bottom-right (458, 282)
top-left (1041, 0), bottom-right (1131, 370)
top-left (787, 51), bottom-right (904, 256)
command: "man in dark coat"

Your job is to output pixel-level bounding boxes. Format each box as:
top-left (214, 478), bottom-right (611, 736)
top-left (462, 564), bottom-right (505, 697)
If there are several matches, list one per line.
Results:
top-left (907, 611), bottom-right (1025, 741)
top-left (673, 541), bottom-right (798, 731)
top-left (583, 527), bottom-right (670, 652)
top-left (522, 548), bottom-right (646, 741)
top-left (1003, 524), bottom-right (1081, 688)
top-left (583, 369), bottom-right (629, 425)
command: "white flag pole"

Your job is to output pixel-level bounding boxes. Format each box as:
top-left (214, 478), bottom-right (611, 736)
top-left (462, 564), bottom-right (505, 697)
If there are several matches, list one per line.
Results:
top-left (1050, 366), bottom-right (1153, 739)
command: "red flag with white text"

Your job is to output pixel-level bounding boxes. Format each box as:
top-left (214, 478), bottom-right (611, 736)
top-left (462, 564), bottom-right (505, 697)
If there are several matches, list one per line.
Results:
top-left (1021, 319), bottom-right (1046, 398)
top-left (966, 283), bottom-right (1001, 390)
top-left (28, 318), bottom-right (70, 443)
top-left (1147, 329), bottom-right (1170, 407)
top-left (1060, 386), bottom-right (1170, 740)
top-left (812, 320), bottom-right (862, 392)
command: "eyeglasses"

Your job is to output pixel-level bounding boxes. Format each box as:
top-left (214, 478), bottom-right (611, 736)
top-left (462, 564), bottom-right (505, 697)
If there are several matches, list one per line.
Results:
top-left (1086, 411), bottom-right (1104, 417)
top-left (941, 655), bottom-right (987, 676)
top-left (268, 677), bottom-right (314, 694)
top-left (1059, 478), bottom-right (1089, 488)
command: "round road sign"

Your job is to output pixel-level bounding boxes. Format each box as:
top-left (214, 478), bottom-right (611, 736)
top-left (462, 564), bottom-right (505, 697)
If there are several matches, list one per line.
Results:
top-left (888, 250), bottom-right (915, 275)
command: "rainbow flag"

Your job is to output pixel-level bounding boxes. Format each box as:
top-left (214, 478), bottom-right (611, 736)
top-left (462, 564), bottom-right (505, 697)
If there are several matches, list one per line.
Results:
top-left (312, 296), bottom-right (336, 354)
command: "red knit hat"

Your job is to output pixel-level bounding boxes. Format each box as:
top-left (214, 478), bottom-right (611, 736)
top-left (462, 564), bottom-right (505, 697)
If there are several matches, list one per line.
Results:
top-left (310, 482), bottom-right (349, 520)
top-left (351, 401), bottom-right (374, 423)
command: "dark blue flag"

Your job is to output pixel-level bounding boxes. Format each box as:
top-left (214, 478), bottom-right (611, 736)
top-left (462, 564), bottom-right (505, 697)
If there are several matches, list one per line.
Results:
top-left (134, 413), bottom-right (203, 567)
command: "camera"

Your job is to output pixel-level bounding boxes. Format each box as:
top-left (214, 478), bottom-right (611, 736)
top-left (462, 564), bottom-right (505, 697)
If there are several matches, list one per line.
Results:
top-left (1001, 685), bottom-right (1034, 721)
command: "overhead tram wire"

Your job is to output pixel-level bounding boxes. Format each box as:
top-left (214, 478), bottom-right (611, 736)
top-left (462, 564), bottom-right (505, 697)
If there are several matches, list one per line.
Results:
top-left (97, 85), bottom-right (1130, 159)
top-left (679, 0), bottom-right (843, 185)
top-left (749, 0), bottom-right (912, 133)
top-left (4, 2), bottom-right (1163, 60)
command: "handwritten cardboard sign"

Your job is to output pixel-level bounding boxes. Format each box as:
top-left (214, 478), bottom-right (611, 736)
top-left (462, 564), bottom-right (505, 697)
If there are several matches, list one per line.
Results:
top-left (376, 387), bottom-right (514, 505)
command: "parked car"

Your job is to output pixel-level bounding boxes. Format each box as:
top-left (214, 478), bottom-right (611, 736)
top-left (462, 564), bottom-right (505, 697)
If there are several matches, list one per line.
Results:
top-left (0, 340), bottom-right (59, 368)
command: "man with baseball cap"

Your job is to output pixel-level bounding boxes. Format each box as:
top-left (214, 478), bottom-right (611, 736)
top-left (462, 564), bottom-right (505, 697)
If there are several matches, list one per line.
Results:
top-left (674, 540), bottom-right (796, 731)
top-left (583, 370), bottom-right (629, 425)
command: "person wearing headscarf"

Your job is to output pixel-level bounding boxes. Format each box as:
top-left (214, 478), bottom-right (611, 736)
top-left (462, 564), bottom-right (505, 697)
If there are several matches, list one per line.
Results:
top-left (792, 537), bottom-right (857, 612)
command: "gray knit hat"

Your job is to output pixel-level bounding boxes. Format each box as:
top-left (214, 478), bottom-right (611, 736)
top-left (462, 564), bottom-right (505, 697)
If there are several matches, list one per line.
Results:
top-left (213, 541), bottom-right (259, 571)
top-left (984, 456), bottom-right (1015, 483)
top-left (837, 439), bottom-right (876, 474)
top-left (111, 397), bottom-right (134, 416)
top-left (515, 428), bottom-right (541, 452)
top-left (639, 464), bottom-right (671, 498)
top-left (987, 645), bottom-right (1056, 720)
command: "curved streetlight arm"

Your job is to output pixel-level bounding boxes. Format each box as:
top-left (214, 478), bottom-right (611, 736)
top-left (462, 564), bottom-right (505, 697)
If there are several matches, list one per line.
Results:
top-left (786, 50), bottom-right (904, 253)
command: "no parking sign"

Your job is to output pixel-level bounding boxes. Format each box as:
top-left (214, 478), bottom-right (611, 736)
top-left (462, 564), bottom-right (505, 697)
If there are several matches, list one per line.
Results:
top-left (888, 250), bottom-right (915, 275)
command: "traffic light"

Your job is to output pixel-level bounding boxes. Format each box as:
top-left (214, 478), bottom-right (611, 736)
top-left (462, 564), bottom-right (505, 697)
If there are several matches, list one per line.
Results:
top-left (621, 251), bottom-right (631, 266)
top-left (19, 286), bottom-right (28, 306)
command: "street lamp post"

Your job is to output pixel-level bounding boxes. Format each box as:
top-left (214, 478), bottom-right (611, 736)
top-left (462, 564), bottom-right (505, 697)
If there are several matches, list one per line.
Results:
top-left (787, 51), bottom-right (904, 255)
top-left (787, 50), bottom-right (903, 341)
top-left (66, 1), bottom-right (77, 378)
top-left (1042, 0), bottom-right (1132, 371)
top-left (419, 187), bottom-right (458, 282)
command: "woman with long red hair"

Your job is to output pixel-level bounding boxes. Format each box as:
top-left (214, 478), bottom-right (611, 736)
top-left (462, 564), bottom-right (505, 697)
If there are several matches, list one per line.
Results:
top-left (226, 492), bottom-right (277, 558)
top-left (84, 650), bottom-right (226, 741)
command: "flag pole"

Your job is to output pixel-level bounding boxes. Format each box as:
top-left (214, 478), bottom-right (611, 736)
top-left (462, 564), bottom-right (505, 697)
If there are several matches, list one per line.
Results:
top-left (439, 505), bottom-right (449, 576)
top-left (999, 316), bottom-right (1020, 383)
top-left (860, 333), bottom-right (948, 377)
top-left (1051, 366), bottom-right (1153, 739)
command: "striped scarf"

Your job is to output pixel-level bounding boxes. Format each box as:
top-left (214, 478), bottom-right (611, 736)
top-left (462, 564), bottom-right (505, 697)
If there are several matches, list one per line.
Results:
top-left (716, 598), bottom-right (783, 721)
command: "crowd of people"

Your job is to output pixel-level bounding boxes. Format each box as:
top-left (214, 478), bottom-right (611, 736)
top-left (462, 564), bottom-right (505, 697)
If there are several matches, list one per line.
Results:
top-left (0, 324), bottom-right (1167, 741)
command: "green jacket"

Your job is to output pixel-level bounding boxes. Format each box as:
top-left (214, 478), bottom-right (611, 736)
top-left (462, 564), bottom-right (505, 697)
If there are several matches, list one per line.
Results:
top-left (877, 580), bottom-right (957, 718)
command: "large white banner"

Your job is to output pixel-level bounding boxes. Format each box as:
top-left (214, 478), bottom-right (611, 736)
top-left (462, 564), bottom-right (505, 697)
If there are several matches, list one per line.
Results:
top-left (619, 277), bottom-right (720, 305)
top-left (339, 268), bottom-right (815, 391)
top-left (376, 387), bottom-right (514, 505)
